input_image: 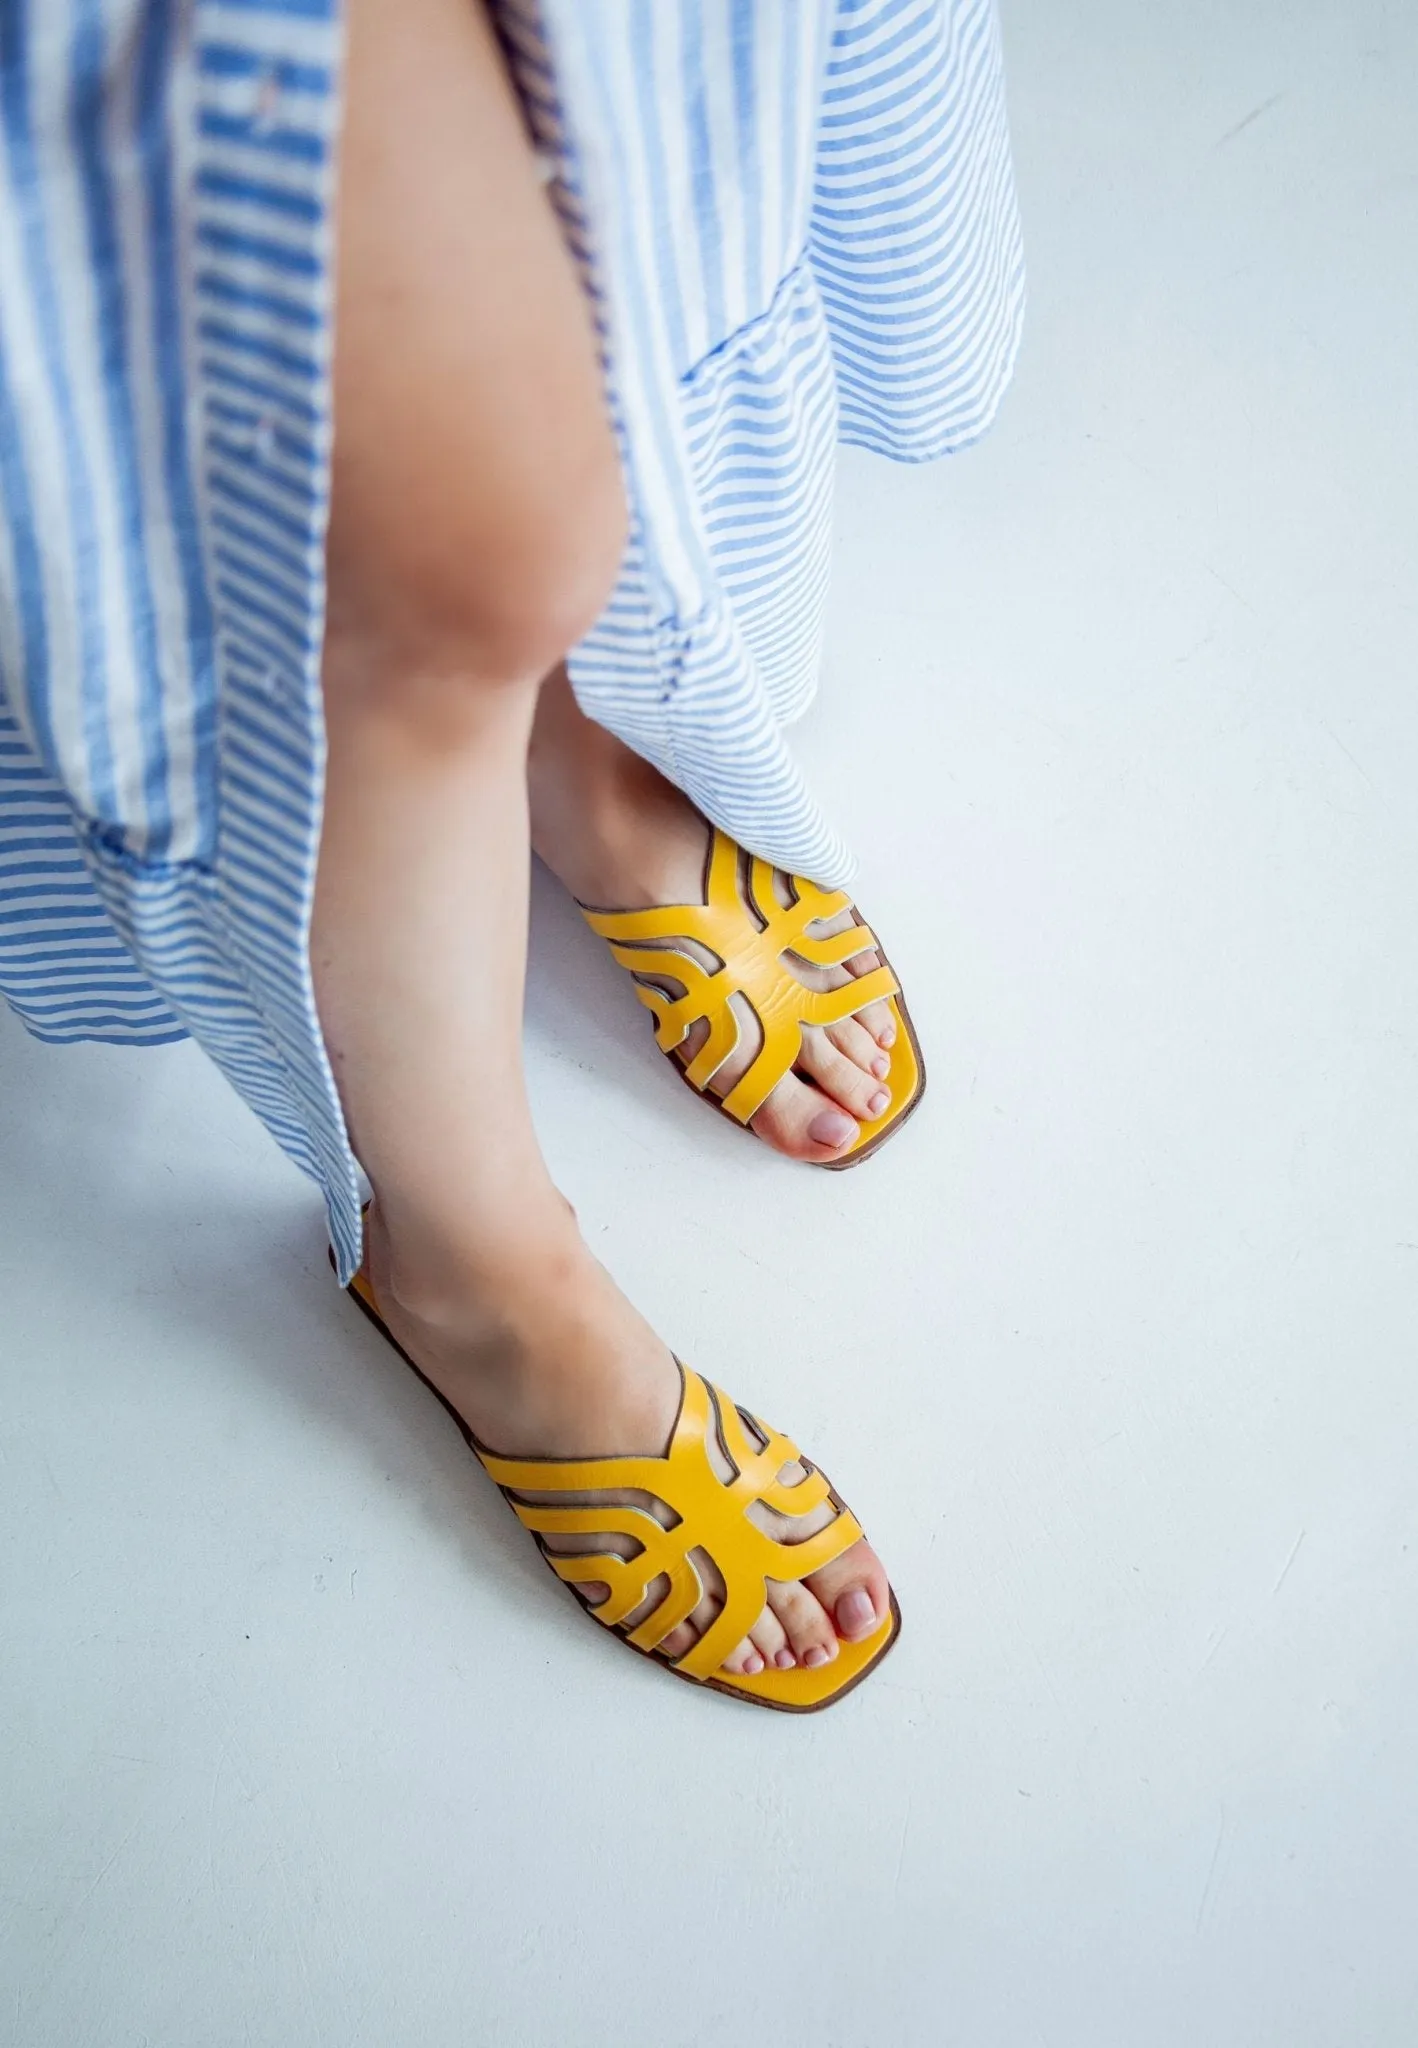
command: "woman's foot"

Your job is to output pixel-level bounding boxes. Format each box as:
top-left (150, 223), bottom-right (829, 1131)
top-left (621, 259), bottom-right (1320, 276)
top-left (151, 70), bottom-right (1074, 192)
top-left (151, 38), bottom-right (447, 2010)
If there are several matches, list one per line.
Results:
top-left (316, 1), bottom-right (890, 1703)
top-left (365, 1201), bottom-right (892, 1681)
top-left (530, 668), bottom-right (899, 1164)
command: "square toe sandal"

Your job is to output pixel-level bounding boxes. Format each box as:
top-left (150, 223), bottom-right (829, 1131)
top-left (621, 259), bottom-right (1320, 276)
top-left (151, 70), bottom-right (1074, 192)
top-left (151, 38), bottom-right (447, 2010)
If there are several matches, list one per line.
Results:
top-left (341, 1265), bottom-right (902, 1712)
top-left (578, 826), bottom-right (925, 1167)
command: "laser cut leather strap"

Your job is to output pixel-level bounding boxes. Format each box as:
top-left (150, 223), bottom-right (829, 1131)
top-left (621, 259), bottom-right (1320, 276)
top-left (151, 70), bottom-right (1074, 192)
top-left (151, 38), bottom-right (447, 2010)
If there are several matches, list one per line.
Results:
top-left (580, 828), bottom-right (899, 1123)
top-left (343, 1255), bottom-right (903, 1709)
top-left (480, 1365), bottom-right (864, 1682)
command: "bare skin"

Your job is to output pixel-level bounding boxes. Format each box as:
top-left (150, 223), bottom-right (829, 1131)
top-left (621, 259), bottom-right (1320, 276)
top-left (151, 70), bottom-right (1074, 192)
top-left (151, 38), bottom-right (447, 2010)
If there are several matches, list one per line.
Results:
top-left (311, 0), bottom-right (892, 1683)
top-left (530, 667), bottom-right (901, 1162)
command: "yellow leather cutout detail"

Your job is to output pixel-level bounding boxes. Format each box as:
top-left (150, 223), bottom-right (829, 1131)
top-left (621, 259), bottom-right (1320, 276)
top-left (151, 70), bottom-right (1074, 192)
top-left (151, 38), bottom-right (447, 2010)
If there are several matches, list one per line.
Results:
top-left (481, 1366), bottom-right (864, 1683)
top-left (345, 1266), bottom-right (900, 1710)
top-left (581, 828), bottom-right (903, 1125)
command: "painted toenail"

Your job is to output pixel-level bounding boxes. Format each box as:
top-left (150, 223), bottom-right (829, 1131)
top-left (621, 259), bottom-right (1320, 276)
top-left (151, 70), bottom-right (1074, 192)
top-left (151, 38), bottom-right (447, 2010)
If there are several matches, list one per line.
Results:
top-left (809, 1109), bottom-right (857, 1148)
top-left (867, 1088), bottom-right (890, 1117)
top-left (774, 1648), bottom-right (796, 1670)
top-left (837, 1588), bottom-right (877, 1636)
top-left (802, 1645), bottom-right (831, 1669)
top-left (742, 1651), bottom-right (764, 1675)
top-left (871, 1054), bottom-right (890, 1079)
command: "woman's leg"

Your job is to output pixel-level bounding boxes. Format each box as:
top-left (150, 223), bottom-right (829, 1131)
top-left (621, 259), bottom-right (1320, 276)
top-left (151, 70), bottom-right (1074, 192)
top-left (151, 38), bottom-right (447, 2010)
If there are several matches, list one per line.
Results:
top-left (529, 667), bottom-right (902, 1161)
top-left (312, 0), bottom-right (889, 1674)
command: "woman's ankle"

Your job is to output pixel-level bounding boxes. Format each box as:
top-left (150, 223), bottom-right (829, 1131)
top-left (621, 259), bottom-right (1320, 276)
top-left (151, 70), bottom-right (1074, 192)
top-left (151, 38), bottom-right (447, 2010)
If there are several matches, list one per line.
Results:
top-left (528, 669), bottom-right (706, 907)
top-left (361, 1184), bottom-right (681, 1458)
top-left (365, 1183), bottom-right (585, 1335)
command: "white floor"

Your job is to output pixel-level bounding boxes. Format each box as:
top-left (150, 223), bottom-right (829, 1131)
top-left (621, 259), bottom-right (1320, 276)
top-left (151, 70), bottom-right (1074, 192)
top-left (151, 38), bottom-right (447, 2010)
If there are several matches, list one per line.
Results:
top-left (4, 5), bottom-right (1417, 2044)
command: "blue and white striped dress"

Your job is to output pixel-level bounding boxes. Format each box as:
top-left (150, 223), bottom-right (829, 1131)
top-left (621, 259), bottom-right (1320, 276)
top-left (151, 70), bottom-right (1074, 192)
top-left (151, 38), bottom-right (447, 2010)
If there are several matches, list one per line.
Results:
top-left (0, 0), bottom-right (1024, 1280)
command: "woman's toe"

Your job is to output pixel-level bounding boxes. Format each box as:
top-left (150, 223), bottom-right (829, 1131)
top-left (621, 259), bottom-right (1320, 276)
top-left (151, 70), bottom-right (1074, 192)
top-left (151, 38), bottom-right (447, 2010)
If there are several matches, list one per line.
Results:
top-left (797, 1029), bottom-right (891, 1122)
top-left (657, 1619), bottom-right (699, 1663)
top-left (766, 1577), bottom-right (839, 1668)
top-left (720, 1637), bottom-right (766, 1677)
top-left (803, 1538), bottom-right (892, 1643)
top-left (748, 1604), bottom-right (791, 1669)
top-left (846, 948), bottom-right (897, 1047)
top-left (750, 1070), bottom-right (860, 1160)
top-left (826, 1012), bottom-right (890, 1082)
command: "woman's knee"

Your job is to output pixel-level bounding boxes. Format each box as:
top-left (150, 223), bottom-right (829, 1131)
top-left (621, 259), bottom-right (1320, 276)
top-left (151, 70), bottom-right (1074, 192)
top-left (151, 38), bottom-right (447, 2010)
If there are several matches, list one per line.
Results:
top-left (323, 0), bottom-right (629, 721)
top-left (435, 425), bottom-right (627, 684)
top-left (323, 418), bottom-right (626, 720)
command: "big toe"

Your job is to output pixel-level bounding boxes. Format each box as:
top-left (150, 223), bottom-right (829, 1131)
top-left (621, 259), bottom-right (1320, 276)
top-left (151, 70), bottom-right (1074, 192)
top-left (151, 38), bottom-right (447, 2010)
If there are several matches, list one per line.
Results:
top-left (750, 1070), bottom-right (860, 1162)
top-left (803, 1538), bottom-right (893, 1644)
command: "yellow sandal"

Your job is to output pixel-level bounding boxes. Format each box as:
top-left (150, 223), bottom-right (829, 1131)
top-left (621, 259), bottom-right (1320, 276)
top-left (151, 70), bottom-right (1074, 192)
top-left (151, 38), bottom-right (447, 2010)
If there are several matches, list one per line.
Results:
top-left (343, 1267), bottom-right (901, 1712)
top-left (579, 827), bottom-right (925, 1166)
